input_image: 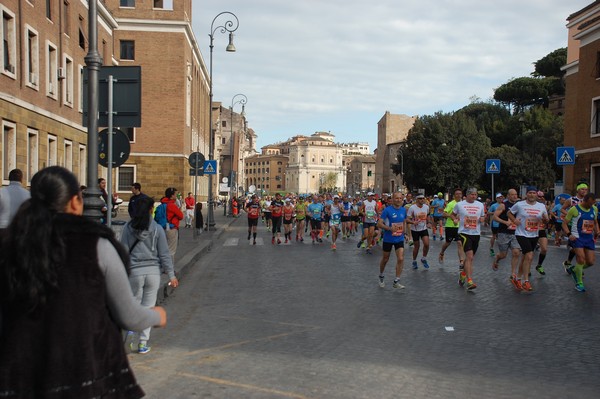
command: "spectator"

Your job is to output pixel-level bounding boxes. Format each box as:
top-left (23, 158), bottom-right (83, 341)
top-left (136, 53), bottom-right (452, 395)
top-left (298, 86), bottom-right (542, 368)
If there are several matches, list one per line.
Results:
top-left (121, 196), bottom-right (178, 354)
top-left (195, 202), bottom-right (204, 235)
top-left (98, 177), bottom-right (109, 223)
top-left (184, 192), bottom-right (195, 228)
top-left (0, 166), bottom-right (166, 398)
top-left (0, 168), bottom-right (31, 228)
top-left (160, 187), bottom-right (183, 259)
top-left (128, 182), bottom-right (148, 218)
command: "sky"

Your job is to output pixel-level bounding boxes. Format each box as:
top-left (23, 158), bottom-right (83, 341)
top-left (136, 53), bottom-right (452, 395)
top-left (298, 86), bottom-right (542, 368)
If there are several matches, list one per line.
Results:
top-left (191, 0), bottom-right (591, 152)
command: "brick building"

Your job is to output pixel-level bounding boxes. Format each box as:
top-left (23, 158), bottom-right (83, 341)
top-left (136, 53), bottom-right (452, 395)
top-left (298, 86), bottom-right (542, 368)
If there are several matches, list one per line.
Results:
top-left (563, 1), bottom-right (600, 192)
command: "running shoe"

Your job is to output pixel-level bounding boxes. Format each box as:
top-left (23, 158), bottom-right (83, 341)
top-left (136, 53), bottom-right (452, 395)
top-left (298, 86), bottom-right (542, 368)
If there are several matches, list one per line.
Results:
top-left (490, 249), bottom-right (495, 257)
top-left (138, 343), bottom-right (151, 354)
top-left (432, 235), bottom-right (436, 241)
top-left (331, 244), bottom-right (337, 251)
top-left (300, 237), bottom-right (304, 242)
top-left (247, 233), bottom-right (251, 240)
top-left (412, 260), bottom-right (418, 270)
top-left (568, 266), bottom-right (578, 285)
top-left (467, 279), bottom-right (477, 290)
top-left (535, 265), bottom-right (546, 275)
top-left (492, 261), bottom-right (499, 271)
top-left (272, 237), bottom-right (275, 245)
top-left (575, 283), bottom-right (586, 292)
top-left (438, 252), bottom-right (444, 264)
top-left (318, 238), bottom-right (323, 243)
top-left (439, 236), bottom-right (444, 240)
top-left (408, 240), bottom-right (414, 247)
top-left (356, 240), bottom-right (363, 248)
top-left (379, 275), bottom-right (385, 288)
top-left (522, 281), bottom-right (533, 291)
top-left (421, 258), bottom-right (429, 269)
top-left (393, 279), bottom-right (405, 289)
top-left (510, 275), bottom-right (522, 290)
top-left (285, 238), bottom-right (288, 244)
top-left (366, 248), bottom-right (372, 254)
top-left (326, 231), bottom-right (330, 238)
top-left (277, 239), bottom-right (282, 244)
top-left (563, 261), bottom-right (572, 274)
top-left (253, 239), bottom-right (256, 245)
top-left (360, 241), bottom-right (367, 248)
top-left (458, 272), bottom-right (466, 287)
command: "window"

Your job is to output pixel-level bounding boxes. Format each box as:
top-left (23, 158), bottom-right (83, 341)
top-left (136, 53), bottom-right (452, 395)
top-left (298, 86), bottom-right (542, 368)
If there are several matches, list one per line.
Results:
top-left (78, 64), bottom-right (83, 112)
top-left (63, 55), bottom-right (73, 106)
top-left (120, 0), bottom-right (135, 7)
top-left (592, 97), bottom-right (600, 137)
top-left (25, 26), bottom-right (39, 88)
top-left (117, 165), bottom-right (135, 192)
top-left (62, 0), bottom-right (69, 36)
top-left (222, 120), bottom-right (227, 127)
top-left (47, 134), bottom-right (57, 167)
top-left (2, 121), bottom-right (16, 182)
top-left (46, 41), bottom-right (58, 98)
top-left (119, 40), bottom-right (134, 60)
top-left (79, 28), bottom-right (85, 50)
top-left (1, 6), bottom-right (16, 77)
top-left (46, 0), bottom-right (52, 20)
top-left (221, 137), bottom-right (226, 145)
top-left (63, 140), bottom-right (73, 170)
top-left (121, 127), bottom-right (135, 142)
top-left (78, 144), bottom-right (86, 185)
top-left (27, 129), bottom-right (39, 183)
top-left (153, 0), bottom-right (173, 10)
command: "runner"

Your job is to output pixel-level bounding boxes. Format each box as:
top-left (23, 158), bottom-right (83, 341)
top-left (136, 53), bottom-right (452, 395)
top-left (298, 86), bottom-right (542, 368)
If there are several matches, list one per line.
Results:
top-left (561, 183), bottom-right (589, 273)
top-left (295, 196), bottom-right (307, 242)
top-left (438, 188), bottom-right (465, 269)
top-left (430, 192), bottom-right (446, 241)
top-left (307, 195), bottom-right (324, 244)
top-left (488, 193), bottom-right (503, 257)
top-left (377, 192), bottom-right (408, 289)
top-left (328, 195), bottom-right (343, 250)
top-left (350, 197), bottom-right (361, 236)
top-left (550, 196), bottom-right (566, 246)
top-left (269, 193), bottom-right (284, 244)
top-left (262, 196), bottom-right (272, 232)
top-left (491, 188), bottom-right (522, 288)
top-left (507, 186), bottom-right (549, 291)
top-left (357, 192), bottom-right (379, 254)
top-left (403, 192), bottom-right (414, 246)
top-left (282, 198), bottom-right (295, 243)
top-left (341, 195), bottom-right (352, 239)
top-left (245, 194), bottom-right (261, 245)
top-left (563, 192), bottom-right (599, 292)
top-left (407, 194), bottom-right (432, 269)
top-left (534, 191), bottom-right (549, 276)
top-left (452, 188), bottom-right (485, 290)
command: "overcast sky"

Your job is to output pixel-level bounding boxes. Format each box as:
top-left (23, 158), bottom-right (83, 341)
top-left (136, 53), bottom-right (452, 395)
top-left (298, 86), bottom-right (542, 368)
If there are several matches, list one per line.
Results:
top-left (191, 0), bottom-right (590, 152)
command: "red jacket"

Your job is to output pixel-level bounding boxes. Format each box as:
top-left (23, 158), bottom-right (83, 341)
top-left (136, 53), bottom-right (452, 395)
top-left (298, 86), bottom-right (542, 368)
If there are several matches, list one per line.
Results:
top-left (161, 197), bottom-right (183, 229)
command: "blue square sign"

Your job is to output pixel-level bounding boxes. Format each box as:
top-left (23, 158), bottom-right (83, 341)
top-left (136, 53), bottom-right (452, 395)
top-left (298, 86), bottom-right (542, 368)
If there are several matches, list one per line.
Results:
top-left (486, 159), bottom-right (500, 174)
top-left (556, 146), bottom-right (575, 165)
top-left (203, 160), bottom-right (217, 175)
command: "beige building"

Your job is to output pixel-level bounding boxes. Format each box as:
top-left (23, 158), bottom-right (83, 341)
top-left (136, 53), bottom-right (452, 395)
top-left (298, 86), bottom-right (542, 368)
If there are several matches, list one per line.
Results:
top-left (346, 155), bottom-right (376, 195)
top-left (562, 2), bottom-right (600, 192)
top-left (1, 0), bottom-right (214, 203)
top-left (244, 152), bottom-right (288, 195)
top-left (375, 111), bottom-right (416, 194)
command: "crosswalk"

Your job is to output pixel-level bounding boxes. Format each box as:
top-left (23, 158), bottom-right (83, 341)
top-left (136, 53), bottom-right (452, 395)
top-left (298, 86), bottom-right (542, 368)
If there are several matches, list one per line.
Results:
top-left (222, 236), bottom-right (361, 246)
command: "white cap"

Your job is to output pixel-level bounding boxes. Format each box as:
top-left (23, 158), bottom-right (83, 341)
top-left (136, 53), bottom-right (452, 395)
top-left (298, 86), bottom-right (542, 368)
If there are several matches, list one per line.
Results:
top-left (367, 192), bottom-right (375, 196)
top-left (333, 195), bottom-right (339, 199)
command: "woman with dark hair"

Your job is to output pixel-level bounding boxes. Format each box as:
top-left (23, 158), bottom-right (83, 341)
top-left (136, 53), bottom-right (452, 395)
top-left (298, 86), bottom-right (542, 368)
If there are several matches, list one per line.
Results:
top-left (0, 166), bottom-right (166, 399)
top-left (195, 201), bottom-right (204, 234)
top-left (120, 196), bottom-right (178, 354)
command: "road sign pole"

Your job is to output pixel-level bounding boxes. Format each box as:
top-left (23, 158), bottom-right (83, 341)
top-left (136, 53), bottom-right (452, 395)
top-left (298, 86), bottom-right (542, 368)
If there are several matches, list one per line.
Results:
top-left (491, 173), bottom-right (494, 200)
top-left (106, 75), bottom-right (114, 227)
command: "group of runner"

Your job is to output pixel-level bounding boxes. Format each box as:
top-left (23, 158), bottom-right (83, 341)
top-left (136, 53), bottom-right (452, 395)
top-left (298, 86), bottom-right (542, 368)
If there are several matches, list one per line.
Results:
top-left (242, 185), bottom-right (599, 293)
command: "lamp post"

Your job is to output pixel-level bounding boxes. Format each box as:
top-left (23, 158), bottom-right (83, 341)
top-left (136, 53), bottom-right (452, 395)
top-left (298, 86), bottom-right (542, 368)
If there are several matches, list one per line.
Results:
top-left (397, 148), bottom-right (404, 192)
top-left (207, 11), bottom-right (239, 230)
top-left (229, 93), bottom-right (247, 214)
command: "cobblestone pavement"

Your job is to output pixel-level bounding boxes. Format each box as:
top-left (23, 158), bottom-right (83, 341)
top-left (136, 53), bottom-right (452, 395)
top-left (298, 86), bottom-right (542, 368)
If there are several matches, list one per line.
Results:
top-left (129, 219), bottom-right (600, 399)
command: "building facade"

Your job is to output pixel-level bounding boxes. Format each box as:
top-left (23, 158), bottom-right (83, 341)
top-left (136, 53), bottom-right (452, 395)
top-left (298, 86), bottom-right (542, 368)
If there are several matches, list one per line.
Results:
top-left (375, 111), bottom-right (416, 194)
top-left (244, 153), bottom-right (288, 195)
top-left (346, 155), bottom-right (376, 196)
top-left (563, 1), bottom-right (600, 193)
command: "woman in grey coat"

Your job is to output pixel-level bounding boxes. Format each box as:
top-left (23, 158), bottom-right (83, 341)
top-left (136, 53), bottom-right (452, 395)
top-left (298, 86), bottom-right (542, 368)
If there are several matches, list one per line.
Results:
top-left (120, 196), bottom-right (179, 354)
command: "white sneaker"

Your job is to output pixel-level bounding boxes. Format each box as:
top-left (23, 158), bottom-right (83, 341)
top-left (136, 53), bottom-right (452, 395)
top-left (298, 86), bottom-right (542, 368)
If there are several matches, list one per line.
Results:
top-left (378, 276), bottom-right (385, 288)
top-left (393, 280), bottom-right (405, 289)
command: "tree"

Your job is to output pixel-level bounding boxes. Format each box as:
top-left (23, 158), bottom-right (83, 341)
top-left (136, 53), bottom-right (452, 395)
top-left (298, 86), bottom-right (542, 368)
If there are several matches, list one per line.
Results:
top-left (493, 77), bottom-right (548, 114)
top-left (533, 48), bottom-right (567, 78)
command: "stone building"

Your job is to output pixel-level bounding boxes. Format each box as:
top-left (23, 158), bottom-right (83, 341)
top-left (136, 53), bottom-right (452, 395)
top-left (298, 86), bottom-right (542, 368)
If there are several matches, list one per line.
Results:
top-left (563, 1), bottom-right (600, 192)
top-left (346, 155), bottom-right (376, 196)
top-left (375, 111), bottom-right (416, 194)
top-left (244, 152), bottom-right (288, 196)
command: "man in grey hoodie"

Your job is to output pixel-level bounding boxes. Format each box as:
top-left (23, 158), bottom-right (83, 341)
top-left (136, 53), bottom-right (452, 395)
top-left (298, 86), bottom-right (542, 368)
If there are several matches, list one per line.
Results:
top-left (120, 196), bottom-right (179, 354)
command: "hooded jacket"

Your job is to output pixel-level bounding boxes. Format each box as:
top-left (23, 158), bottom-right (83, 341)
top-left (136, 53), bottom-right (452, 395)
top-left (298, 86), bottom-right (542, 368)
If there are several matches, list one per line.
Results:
top-left (160, 197), bottom-right (183, 229)
top-left (120, 216), bottom-right (175, 280)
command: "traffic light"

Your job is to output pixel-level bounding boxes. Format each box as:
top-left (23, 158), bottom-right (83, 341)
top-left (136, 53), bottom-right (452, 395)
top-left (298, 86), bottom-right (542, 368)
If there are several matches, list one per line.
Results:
top-left (367, 171), bottom-right (372, 176)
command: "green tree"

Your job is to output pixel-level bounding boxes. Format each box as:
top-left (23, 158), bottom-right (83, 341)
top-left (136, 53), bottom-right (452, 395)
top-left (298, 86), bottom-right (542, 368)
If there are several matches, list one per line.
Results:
top-left (493, 77), bottom-right (548, 114)
top-left (533, 48), bottom-right (567, 78)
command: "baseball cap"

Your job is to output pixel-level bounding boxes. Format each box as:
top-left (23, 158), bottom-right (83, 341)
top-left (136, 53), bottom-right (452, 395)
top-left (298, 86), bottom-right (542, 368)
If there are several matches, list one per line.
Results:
top-left (416, 194), bottom-right (425, 199)
top-left (285, 198), bottom-right (291, 202)
top-left (496, 193), bottom-right (503, 198)
top-left (333, 195), bottom-right (340, 199)
top-left (526, 186), bottom-right (537, 193)
top-left (437, 192), bottom-right (443, 197)
top-left (367, 192), bottom-right (375, 196)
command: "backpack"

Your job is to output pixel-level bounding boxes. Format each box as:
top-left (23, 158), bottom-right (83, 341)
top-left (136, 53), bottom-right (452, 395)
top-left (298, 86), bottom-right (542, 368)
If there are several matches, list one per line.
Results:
top-left (154, 203), bottom-right (170, 229)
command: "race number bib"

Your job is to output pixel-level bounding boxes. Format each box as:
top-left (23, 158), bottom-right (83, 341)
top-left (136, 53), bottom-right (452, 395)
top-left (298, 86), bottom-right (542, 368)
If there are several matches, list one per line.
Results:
top-left (391, 222), bottom-right (404, 237)
top-left (582, 220), bottom-right (595, 234)
top-left (464, 216), bottom-right (478, 229)
top-left (366, 210), bottom-right (376, 218)
top-left (313, 209), bottom-right (321, 217)
top-left (525, 218), bottom-right (539, 232)
top-left (249, 208), bottom-right (259, 217)
top-left (417, 212), bottom-right (427, 222)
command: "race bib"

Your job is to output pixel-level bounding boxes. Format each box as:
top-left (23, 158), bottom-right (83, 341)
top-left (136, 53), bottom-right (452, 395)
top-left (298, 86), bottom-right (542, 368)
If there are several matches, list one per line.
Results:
top-left (525, 218), bottom-right (539, 232)
top-left (366, 210), bottom-right (376, 218)
top-left (249, 208), bottom-right (259, 216)
top-left (391, 222), bottom-right (404, 236)
top-left (313, 209), bottom-right (321, 217)
top-left (582, 220), bottom-right (594, 234)
top-left (417, 212), bottom-right (427, 221)
top-left (464, 216), bottom-right (478, 229)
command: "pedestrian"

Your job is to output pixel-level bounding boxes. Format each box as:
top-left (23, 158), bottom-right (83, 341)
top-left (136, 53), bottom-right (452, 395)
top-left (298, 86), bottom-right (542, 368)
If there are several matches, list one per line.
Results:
top-left (452, 187), bottom-right (486, 290)
top-left (128, 182), bottom-right (148, 218)
top-left (407, 194), bottom-right (432, 269)
top-left (121, 196), bottom-right (179, 353)
top-left (377, 192), bottom-right (408, 289)
top-left (98, 177), bottom-right (109, 223)
top-left (507, 186), bottom-right (549, 291)
top-left (195, 202), bottom-right (204, 235)
top-left (184, 192), bottom-right (195, 227)
top-left (157, 187), bottom-right (184, 260)
top-left (563, 192), bottom-right (599, 292)
top-left (0, 168), bottom-right (31, 228)
top-left (0, 166), bottom-right (166, 398)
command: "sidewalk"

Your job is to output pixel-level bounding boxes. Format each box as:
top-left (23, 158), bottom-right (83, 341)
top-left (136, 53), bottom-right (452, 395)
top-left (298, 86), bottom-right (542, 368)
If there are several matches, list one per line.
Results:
top-left (113, 207), bottom-right (240, 303)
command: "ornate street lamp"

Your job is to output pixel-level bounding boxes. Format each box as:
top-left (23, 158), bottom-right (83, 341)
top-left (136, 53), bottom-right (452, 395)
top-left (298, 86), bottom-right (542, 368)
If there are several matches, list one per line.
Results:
top-left (207, 11), bottom-right (239, 230)
top-left (229, 93), bottom-right (247, 211)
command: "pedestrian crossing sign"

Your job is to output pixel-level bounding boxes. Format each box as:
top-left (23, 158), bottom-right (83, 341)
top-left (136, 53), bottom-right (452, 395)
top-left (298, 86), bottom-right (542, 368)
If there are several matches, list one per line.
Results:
top-left (203, 160), bottom-right (217, 175)
top-left (486, 159), bottom-right (500, 174)
top-left (556, 146), bottom-right (575, 165)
